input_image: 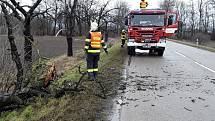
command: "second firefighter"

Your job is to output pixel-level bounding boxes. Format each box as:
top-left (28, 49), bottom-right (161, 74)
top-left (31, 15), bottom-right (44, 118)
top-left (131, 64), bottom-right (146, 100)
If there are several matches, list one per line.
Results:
top-left (121, 29), bottom-right (126, 48)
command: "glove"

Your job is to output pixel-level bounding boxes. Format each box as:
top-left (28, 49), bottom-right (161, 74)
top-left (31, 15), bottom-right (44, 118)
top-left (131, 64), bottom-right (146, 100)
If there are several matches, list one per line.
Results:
top-left (104, 48), bottom-right (108, 55)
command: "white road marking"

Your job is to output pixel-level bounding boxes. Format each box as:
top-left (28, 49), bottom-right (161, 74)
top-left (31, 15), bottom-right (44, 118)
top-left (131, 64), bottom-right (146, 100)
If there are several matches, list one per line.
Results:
top-left (175, 51), bottom-right (186, 58)
top-left (175, 51), bottom-right (215, 74)
top-left (194, 62), bottom-right (215, 74)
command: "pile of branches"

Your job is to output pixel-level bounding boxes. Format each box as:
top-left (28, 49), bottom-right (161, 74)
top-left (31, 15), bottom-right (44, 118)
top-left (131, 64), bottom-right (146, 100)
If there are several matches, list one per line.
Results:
top-left (0, 61), bottom-right (77, 112)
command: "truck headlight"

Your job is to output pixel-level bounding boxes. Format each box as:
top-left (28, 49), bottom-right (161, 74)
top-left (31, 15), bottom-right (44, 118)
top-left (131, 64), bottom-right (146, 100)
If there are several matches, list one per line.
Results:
top-left (129, 39), bottom-right (135, 42)
top-left (159, 38), bottom-right (166, 43)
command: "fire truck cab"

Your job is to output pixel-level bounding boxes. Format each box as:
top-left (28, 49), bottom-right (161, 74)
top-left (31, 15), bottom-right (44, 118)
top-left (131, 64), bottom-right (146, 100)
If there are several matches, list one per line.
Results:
top-left (125, 9), bottom-right (179, 56)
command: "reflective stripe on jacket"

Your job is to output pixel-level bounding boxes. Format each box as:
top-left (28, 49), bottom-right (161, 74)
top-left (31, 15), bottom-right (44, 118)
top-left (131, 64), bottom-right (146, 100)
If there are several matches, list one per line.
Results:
top-left (85, 31), bottom-right (106, 54)
top-left (87, 49), bottom-right (101, 53)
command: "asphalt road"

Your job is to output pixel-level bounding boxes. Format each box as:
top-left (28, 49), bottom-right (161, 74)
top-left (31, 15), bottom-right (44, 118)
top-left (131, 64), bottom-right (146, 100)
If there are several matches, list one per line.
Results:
top-left (116, 41), bottom-right (215, 121)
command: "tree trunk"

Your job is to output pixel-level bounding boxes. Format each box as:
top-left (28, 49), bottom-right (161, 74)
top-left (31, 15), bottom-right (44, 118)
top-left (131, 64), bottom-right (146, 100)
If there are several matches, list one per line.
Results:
top-left (213, 15), bottom-right (215, 33)
top-left (104, 21), bottom-right (108, 42)
top-left (1, 4), bottom-right (24, 93)
top-left (67, 35), bottom-right (73, 56)
top-left (0, 93), bottom-right (23, 112)
top-left (58, 21), bottom-right (63, 35)
top-left (64, 0), bottom-right (78, 56)
top-left (8, 30), bottom-right (24, 93)
top-left (46, 19), bottom-right (49, 35)
top-left (76, 17), bottom-right (82, 36)
top-left (65, 15), bottom-right (74, 56)
top-left (53, 19), bottom-right (57, 35)
top-left (23, 17), bottom-right (33, 80)
top-left (191, 25), bottom-right (194, 37)
top-left (87, 20), bottom-right (91, 31)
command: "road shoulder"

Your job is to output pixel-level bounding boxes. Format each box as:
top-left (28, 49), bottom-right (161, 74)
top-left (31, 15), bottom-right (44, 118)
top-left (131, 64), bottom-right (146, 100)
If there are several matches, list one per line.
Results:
top-left (168, 39), bottom-right (215, 52)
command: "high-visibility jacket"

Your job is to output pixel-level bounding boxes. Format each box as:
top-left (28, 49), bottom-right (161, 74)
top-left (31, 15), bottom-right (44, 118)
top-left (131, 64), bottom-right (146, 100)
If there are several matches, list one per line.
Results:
top-left (121, 32), bottom-right (126, 40)
top-left (90, 32), bottom-right (102, 49)
top-left (140, 1), bottom-right (148, 9)
top-left (85, 31), bottom-right (107, 54)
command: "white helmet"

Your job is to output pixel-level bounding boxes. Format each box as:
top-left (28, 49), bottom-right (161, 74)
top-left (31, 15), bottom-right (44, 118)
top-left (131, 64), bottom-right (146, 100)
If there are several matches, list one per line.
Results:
top-left (90, 22), bottom-right (98, 31)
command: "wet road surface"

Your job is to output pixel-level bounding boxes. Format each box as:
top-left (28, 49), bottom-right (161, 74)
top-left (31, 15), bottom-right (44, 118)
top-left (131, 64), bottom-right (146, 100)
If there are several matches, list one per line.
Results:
top-left (117, 41), bottom-right (215, 121)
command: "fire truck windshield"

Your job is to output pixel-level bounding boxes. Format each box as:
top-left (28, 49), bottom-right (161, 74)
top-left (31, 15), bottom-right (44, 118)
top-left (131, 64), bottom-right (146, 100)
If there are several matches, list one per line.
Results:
top-left (130, 14), bottom-right (165, 27)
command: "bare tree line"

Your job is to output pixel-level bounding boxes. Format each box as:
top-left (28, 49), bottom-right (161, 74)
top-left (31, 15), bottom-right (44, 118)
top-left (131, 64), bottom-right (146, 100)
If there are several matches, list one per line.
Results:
top-left (160, 0), bottom-right (215, 42)
top-left (0, 0), bottom-right (128, 35)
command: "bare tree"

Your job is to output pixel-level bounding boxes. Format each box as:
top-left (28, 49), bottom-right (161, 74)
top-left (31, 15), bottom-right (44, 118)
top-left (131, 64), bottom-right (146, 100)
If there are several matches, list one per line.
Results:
top-left (42, 0), bottom-right (62, 35)
top-left (160, 0), bottom-right (175, 12)
top-left (189, 0), bottom-right (196, 37)
top-left (0, 0), bottom-right (44, 76)
top-left (75, 2), bottom-right (85, 36)
top-left (0, 3), bottom-right (23, 93)
top-left (203, 3), bottom-right (209, 33)
top-left (64, 0), bottom-right (78, 56)
top-left (114, 0), bottom-right (129, 35)
top-left (96, 0), bottom-right (110, 26)
top-left (198, 0), bottom-right (204, 31)
top-left (78, 0), bottom-right (96, 32)
top-left (52, 1), bottom-right (63, 35)
top-left (174, 0), bottom-right (189, 38)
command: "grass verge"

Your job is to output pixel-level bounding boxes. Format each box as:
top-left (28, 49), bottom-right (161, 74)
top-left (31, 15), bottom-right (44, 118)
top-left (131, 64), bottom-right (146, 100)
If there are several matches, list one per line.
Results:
top-left (0, 40), bottom-right (127, 121)
top-left (169, 39), bottom-right (215, 52)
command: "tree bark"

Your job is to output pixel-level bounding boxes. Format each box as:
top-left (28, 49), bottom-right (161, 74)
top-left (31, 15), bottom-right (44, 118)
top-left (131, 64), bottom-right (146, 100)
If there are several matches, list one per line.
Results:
top-left (67, 35), bottom-right (73, 56)
top-left (198, 0), bottom-right (203, 31)
top-left (53, 19), bottom-right (57, 35)
top-left (104, 21), bottom-right (108, 42)
top-left (76, 17), bottom-right (82, 36)
top-left (65, 13), bottom-right (74, 56)
top-left (64, 0), bottom-right (78, 56)
top-left (23, 16), bottom-right (34, 81)
top-left (1, 4), bottom-right (24, 93)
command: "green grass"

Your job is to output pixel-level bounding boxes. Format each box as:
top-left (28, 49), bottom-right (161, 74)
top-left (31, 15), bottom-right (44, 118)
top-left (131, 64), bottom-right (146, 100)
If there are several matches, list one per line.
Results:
top-left (0, 94), bottom-right (73, 121)
top-left (0, 40), bottom-right (125, 121)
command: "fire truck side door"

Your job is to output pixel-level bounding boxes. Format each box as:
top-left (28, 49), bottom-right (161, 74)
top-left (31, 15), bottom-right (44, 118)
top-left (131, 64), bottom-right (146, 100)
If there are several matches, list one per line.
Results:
top-left (167, 12), bottom-right (178, 26)
top-left (164, 12), bottom-right (179, 37)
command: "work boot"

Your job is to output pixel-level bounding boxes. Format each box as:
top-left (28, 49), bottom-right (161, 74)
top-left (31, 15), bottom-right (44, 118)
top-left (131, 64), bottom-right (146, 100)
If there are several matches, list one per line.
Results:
top-left (88, 73), bottom-right (94, 81)
top-left (93, 72), bottom-right (98, 80)
top-left (121, 44), bottom-right (124, 48)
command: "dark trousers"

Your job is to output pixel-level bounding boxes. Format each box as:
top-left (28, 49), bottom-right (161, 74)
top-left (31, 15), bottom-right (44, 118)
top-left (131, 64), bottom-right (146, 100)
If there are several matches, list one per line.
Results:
top-left (121, 39), bottom-right (126, 47)
top-left (87, 53), bottom-right (100, 78)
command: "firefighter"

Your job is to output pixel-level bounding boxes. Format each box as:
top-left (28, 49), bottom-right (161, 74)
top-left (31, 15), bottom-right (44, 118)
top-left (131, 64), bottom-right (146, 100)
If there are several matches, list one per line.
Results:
top-left (85, 22), bottom-right (108, 80)
top-left (121, 29), bottom-right (126, 48)
top-left (140, 0), bottom-right (148, 9)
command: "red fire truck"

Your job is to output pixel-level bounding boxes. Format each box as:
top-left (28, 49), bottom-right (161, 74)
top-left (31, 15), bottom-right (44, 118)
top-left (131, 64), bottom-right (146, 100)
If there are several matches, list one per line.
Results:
top-left (125, 9), bottom-right (179, 56)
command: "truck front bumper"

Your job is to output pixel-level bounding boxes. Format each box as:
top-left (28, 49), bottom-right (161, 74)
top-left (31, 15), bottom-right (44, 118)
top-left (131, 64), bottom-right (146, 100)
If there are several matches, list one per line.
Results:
top-left (127, 39), bottom-right (166, 49)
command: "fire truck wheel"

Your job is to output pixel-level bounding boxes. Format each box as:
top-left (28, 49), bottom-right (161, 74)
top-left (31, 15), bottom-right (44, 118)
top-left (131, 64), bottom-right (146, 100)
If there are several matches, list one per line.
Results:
top-left (128, 46), bottom-right (135, 55)
top-left (149, 49), bottom-right (154, 55)
top-left (157, 49), bottom-right (164, 56)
